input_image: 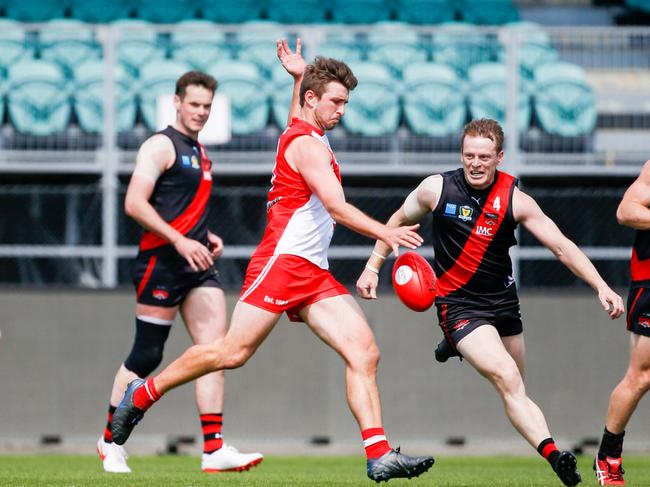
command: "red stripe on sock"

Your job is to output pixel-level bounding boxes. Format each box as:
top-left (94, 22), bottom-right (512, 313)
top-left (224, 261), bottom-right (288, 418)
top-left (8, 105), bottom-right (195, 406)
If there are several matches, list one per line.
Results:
top-left (204, 438), bottom-right (223, 453)
top-left (202, 424), bottom-right (222, 435)
top-left (133, 379), bottom-right (161, 410)
top-left (103, 406), bottom-right (116, 443)
top-left (200, 414), bottom-right (223, 424)
top-left (362, 427), bottom-right (391, 460)
top-left (541, 442), bottom-right (558, 460)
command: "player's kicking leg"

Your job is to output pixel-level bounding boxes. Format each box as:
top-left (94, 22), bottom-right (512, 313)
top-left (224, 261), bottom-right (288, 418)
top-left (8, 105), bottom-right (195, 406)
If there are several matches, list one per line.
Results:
top-left (112, 302), bottom-right (282, 445)
top-left (299, 294), bottom-right (434, 482)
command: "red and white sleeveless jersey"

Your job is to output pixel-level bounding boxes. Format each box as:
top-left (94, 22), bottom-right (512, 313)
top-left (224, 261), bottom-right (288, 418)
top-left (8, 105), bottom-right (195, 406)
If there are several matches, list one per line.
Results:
top-left (251, 118), bottom-right (341, 269)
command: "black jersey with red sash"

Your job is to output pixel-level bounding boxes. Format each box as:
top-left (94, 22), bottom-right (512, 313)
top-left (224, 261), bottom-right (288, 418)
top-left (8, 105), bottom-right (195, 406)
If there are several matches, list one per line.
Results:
top-left (138, 126), bottom-right (213, 253)
top-left (631, 230), bottom-right (650, 287)
top-left (433, 168), bottom-right (519, 310)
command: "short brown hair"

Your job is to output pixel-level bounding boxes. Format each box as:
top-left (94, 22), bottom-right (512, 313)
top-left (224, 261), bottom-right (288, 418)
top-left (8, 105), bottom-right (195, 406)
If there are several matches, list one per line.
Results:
top-left (461, 118), bottom-right (504, 153)
top-left (299, 56), bottom-right (358, 106)
top-left (175, 71), bottom-right (218, 99)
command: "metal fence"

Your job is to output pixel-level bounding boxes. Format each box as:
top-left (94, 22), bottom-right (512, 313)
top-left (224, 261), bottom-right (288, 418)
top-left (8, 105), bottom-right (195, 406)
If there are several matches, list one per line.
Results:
top-left (0, 23), bottom-right (647, 287)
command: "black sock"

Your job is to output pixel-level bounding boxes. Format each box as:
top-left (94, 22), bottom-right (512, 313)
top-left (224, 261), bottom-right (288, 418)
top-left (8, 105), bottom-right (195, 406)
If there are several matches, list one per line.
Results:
top-left (598, 427), bottom-right (625, 460)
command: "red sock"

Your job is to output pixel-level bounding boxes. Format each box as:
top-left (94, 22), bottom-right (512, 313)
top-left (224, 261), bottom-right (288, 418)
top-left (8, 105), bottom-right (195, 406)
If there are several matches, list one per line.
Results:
top-left (103, 405), bottom-right (116, 443)
top-left (362, 427), bottom-right (391, 459)
top-left (200, 413), bottom-right (223, 454)
top-left (537, 437), bottom-right (560, 465)
top-left (132, 378), bottom-right (161, 410)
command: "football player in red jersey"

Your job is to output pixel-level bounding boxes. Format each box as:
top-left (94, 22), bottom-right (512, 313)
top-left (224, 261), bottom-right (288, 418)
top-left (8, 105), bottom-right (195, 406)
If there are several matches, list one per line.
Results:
top-left (97, 71), bottom-right (263, 474)
top-left (595, 160), bottom-right (650, 486)
top-left (358, 118), bottom-right (624, 487)
top-left (111, 40), bottom-right (435, 483)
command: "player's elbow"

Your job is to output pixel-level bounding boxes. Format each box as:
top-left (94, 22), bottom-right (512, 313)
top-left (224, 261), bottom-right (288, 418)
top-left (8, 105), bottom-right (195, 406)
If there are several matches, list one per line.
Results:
top-left (616, 205), bottom-right (633, 227)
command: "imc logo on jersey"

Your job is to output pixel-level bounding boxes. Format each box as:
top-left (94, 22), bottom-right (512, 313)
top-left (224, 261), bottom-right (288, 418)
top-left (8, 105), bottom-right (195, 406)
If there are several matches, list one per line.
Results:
top-left (152, 288), bottom-right (169, 301)
top-left (458, 205), bottom-right (473, 221)
top-left (444, 203), bottom-right (457, 217)
top-left (191, 155), bottom-right (200, 169)
top-left (476, 225), bottom-right (493, 236)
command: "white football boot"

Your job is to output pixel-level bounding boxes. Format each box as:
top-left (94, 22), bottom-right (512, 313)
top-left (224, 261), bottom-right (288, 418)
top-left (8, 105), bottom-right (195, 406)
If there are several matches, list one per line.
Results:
top-left (97, 437), bottom-right (131, 473)
top-left (201, 443), bottom-right (264, 473)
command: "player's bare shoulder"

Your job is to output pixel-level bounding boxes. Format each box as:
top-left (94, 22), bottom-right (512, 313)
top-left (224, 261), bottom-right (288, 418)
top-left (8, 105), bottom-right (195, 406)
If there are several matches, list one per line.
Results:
top-left (418, 174), bottom-right (443, 211)
top-left (137, 133), bottom-right (176, 170)
top-left (284, 134), bottom-right (331, 172)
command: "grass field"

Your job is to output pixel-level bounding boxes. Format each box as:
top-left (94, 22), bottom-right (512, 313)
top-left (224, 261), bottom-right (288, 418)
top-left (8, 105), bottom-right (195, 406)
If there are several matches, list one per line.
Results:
top-left (2, 454), bottom-right (650, 486)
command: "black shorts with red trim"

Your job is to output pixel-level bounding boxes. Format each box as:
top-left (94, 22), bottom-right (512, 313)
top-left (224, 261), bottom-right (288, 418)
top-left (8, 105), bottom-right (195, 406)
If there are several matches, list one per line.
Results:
top-left (435, 302), bottom-right (523, 348)
top-left (132, 247), bottom-right (222, 307)
top-left (627, 284), bottom-right (650, 337)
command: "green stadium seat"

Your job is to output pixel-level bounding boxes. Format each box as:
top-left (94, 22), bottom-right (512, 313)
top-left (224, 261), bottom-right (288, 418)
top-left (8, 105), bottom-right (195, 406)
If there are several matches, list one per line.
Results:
top-left (266, 0), bottom-right (327, 23)
top-left (395, 0), bottom-right (456, 24)
top-left (331, 0), bottom-right (391, 23)
top-left (5, 0), bottom-right (66, 21)
top-left (432, 23), bottom-right (497, 77)
top-left (458, 0), bottom-right (519, 25)
top-left (208, 60), bottom-right (270, 135)
top-left (200, 0), bottom-right (263, 23)
top-left (113, 20), bottom-right (166, 78)
top-left (366, 22), bottom-right (428, 77)
top-left (134, 0), bottom-right (199, 23)
top-left (39, 20), bottom-right (102, 79)
top-left (237, 22), bottom-right (288, 77)
top-left (467, 62), bottom-right (531, 132)
top-left (0, 19), bottom-right (35, 76)
top-left (533, 61), bottom-right (597, 137)
top-left (69, 0), bottom-right (132, 23)
top-left (270, 63), bottom-right (293, 129)
top-left (402, 62), bottom-right (466, 136)
top-left (7, 60), bottom-right (70, 135)
top-left (317, 26), bottom-right (365, 64)
top-left (498, 22), bottom-right (558, 80)
top-left (139, 60), bottom-right (192, 131)
top-left (170, 21), bottom-right (231, 71)
top-left (625, 0), bottom-right (650, 13)
top-left (343, 62), bottom-right (400, 137)
top-left (73, 60), bottom-right (137, 134)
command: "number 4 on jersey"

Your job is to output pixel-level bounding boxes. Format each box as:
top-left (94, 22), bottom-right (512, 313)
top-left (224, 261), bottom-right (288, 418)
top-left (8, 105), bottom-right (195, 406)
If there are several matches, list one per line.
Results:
top-left (492, 196), bottom-right (501, 211)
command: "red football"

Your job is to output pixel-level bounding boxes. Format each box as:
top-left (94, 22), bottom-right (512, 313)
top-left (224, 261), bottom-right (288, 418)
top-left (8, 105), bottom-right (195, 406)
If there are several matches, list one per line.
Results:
top-left (392, 252), bottom-right (436, 312)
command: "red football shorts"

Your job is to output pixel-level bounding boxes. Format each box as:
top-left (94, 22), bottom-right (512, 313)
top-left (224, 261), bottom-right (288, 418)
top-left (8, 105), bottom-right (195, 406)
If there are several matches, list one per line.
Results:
top-left (240, 254), bottom-right (349, 322)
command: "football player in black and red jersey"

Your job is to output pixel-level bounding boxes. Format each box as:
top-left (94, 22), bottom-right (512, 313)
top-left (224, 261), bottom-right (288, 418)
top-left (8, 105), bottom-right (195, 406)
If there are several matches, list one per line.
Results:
top-left (357, 118), bottom-right (624, 487)
top-left (595, 160), bottom-right (650, 486)
top-left (97, 71), bottom-right (262, 474)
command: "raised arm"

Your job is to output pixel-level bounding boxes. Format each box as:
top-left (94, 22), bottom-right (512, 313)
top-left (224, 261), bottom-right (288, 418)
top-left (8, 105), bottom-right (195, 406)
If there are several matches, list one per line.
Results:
top-left (513, 187), bottom-right (624, 319)
top-left (357, 175), bottom-right (442, 299)
top-left (617, 160), bottom-right (650, 230)
top-left (286, 136), bottom-right (423, 253)
top-left (276, 38), bottom-right (305, 126)
top-left (125, 135), bottom-right (213, 271)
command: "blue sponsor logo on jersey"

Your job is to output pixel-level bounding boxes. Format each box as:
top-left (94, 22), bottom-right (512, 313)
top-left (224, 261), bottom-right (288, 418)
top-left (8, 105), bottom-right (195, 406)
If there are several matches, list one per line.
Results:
top-left (181, 155), bottom-right (191, 166)
top-left (444, 203), bottom-right (457, 216)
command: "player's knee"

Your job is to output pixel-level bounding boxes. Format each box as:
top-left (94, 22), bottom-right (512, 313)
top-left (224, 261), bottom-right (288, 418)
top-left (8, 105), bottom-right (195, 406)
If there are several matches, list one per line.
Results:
top-left (633, 367), bottom-right (650, 393)
top-left (349, 342), bottom-right (380, 376)
top-left (124, 317), bottom-right (171, 377)
top-left (491, 364), bottom-right (522, 395)
top-left (221, 345), bottom-right (254, 370)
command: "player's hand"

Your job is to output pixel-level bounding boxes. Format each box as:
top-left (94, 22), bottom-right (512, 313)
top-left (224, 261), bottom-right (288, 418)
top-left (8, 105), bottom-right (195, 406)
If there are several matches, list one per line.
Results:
top-left (207, 231), bottom-right (224, 259)
top-left (380, 224), bottom-right (423, 256)
top-left (356, 268), bottom-right (379, 300)
top-left (174, 236), bottom-right (213, 272)
top-left (277, 38), bottom-right (305, 80)
top-left (597, 286), bottom-right (624, 319)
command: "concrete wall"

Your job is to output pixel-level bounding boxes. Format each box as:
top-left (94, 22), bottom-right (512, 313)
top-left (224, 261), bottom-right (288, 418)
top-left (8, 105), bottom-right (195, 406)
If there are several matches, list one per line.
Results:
top-left (0, 289), bottom-right (647, 454)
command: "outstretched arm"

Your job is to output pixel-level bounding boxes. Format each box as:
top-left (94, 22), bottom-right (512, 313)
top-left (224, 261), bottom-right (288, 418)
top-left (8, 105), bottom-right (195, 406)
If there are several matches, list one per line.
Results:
top-left (617, 160), bottom-right (650, 230)
top-left (276, 38), bottom-right (305, 126)
top-left (286, 136), bottom-right (423, 254)
top-left (514, 187), bottom-right (624, 319)
top-left (356, 175), bottom-right (442, 299)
